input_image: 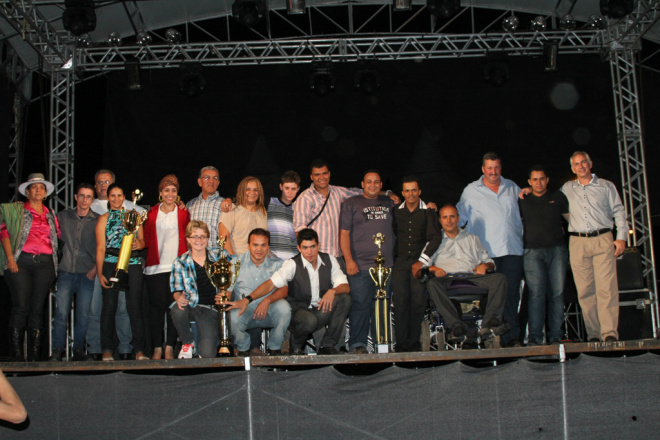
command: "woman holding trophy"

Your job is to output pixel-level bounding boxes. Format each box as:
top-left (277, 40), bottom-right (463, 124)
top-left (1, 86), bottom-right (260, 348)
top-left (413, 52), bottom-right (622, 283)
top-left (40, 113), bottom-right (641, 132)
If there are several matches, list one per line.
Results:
top-left (143, 175), bottom-right (190, 360)
top-left (96, 183), bottom-right (147, 361)
top-left (218, 176), bottom-right (267, 256)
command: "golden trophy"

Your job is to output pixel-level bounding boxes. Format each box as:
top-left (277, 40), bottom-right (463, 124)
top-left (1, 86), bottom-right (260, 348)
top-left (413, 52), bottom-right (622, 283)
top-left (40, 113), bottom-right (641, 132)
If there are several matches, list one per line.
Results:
top-left (109, 190), bottom-right (147, 289)
top-left (205, 236), bottom-right (241, 357)
top-left (369, 233), bottom-right (392, 353)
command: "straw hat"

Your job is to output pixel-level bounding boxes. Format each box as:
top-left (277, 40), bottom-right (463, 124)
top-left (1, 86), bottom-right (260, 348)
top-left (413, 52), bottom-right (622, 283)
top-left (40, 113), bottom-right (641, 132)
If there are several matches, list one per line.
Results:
top-left (18, 173), bottom-right (55, 196)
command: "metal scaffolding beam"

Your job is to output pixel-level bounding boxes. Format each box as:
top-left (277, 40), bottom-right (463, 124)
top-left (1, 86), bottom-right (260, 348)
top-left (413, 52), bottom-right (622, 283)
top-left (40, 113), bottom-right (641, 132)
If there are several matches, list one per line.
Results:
top-left (49, 70), bottom-right (74, 212)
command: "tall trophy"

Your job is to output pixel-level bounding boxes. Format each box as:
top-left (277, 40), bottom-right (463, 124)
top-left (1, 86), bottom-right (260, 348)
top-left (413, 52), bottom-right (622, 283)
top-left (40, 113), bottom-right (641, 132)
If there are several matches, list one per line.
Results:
top-left (205, 236), bottom-right (241, 357)
top-left (108, 190), bottom-right (147, 289)
top-left (369, 233), bottom-right (392, 353)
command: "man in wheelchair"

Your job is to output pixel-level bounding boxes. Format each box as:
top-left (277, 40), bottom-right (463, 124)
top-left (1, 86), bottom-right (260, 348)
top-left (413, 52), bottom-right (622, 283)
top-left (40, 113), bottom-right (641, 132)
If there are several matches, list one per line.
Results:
top-left (423, 205), bottom-right (509, 345)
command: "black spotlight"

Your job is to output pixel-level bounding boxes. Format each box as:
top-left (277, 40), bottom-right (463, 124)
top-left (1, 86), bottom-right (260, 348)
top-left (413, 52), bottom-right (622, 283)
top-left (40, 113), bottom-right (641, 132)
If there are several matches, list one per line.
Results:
top-left (600, 0), bottom-right (634, 19)
top-left (125, 57), bottom-right (141, 91)
top-left (427, 0), bottom-right (460, 18)
top-left (484, 60), bottom-right (510, 87)
top-left (179, 64), bottom-right (206, 98)
top-left (354, 64), bottom-right (380, 95)
top-left (310, 64), bottom-right (335, 96)
top-left (543, 42), bottom-right (558, 72)
top-left (62, 0), bottom-right (96, 36)
top-left (232, 0), bottom-right (267, 27)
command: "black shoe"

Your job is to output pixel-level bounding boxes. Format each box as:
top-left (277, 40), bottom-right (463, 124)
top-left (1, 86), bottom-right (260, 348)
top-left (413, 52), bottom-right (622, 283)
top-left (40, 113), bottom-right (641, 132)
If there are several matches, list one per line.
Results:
top-left (505, 339), bottom-right (523, 348)
top-left (605, 336), bottom-right (618, 342)
top-left (89, 353), bottom-right (103, 361)
top-left (238, 351), bottom-right (250, 357)
top-left (291, 347), bottom-right (305, 356)
top-left (119, 353), bottom-right (131, 361)
top-left (71, 348), bottom-right (88, 361)
top-left (267, 349), bottom-right (282, 356)
top-left (317, 347), bottom-right (342, 355)
top-left (349, 346), bottom-right (368, 354)
top-left (49, 347), bottom-right (64, 361)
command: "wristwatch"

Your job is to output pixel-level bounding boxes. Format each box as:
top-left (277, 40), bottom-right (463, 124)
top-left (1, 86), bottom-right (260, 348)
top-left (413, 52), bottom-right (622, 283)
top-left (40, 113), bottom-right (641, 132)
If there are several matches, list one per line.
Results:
top-left (245, 295), bottom-right (254, 303)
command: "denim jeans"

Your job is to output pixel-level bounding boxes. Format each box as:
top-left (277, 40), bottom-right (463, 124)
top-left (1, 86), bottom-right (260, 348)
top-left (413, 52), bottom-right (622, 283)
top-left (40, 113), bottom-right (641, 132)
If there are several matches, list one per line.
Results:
top-left (347, 270), bottom-right (392, 350)
top-left (171, 304), bottom-right (219, 358)
top-left (5, 252), bottom-right (56, 330)
top-left (492, 255), bottom-right (524, 344)
top-left (524, 246), bottom-right (568, 344)
top-left (86, 276), bottom-right (132, 354)
top-left (230, 297), bottom-right (291, 351)
top-left (52, 271), bottom-right (94, 350)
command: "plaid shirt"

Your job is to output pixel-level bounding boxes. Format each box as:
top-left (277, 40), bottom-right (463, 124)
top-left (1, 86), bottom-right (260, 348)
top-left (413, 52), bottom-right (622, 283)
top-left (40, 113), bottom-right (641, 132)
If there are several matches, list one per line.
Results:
top-left (292, 183), bottom-right (361, 257)
top-left (169, 248), bottom-right (234, 308)
top-left (186, 192), bottom-right (226, 252)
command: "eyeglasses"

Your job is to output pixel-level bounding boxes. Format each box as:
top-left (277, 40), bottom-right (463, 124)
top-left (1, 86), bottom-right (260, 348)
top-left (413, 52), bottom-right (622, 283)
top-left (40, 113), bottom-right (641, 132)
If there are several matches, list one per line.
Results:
top-left (188, 235), bottom-right (208, 241)
top-left (96, 180), bottom-right (111, 185)
top-left (201, 176), bottom-right (219, 181)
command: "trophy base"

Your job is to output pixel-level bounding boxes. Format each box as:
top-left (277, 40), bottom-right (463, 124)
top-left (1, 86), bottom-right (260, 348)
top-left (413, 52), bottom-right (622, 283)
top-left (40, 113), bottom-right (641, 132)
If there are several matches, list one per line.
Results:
top-left (217, 346), bottom-right (234, 357)
top-left (375, 344), bottom-right (390, 354)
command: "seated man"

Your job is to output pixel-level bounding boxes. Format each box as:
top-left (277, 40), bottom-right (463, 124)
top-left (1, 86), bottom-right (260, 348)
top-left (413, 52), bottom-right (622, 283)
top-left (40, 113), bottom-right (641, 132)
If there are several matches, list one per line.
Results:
top-left (226, 229), bottom-right (291, 356)
top-left (425, 205), bottom-right (508, 343)
top-left (246, 228), bottom-right (351, 355)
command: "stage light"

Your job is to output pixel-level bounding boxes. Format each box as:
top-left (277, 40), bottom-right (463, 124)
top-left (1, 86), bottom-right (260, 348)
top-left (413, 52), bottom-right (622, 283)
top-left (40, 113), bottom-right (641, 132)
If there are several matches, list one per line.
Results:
top-left (126, 58), bottom-right (142, 91)
top-left (484, 60), bottom-right (510, 87)
top-left (136, 31), bottom-right (152, 46)
top-left (309, 64), bottom-right (334, 96)
top-left (354, 64), bottom-right (380, 95)
top-left (559, 14), bottom-right (576, 30)
top-left (62, 0), bottom-right (96, 36)
top-left (600, 0), bottom-right (634, 19)
top-left (107, 32), bottom-right (122, 47)
top-left (502, 15), bottom-right (519, 32)
top-left (587, 14), bottom-right (606, 29)
top-left (531, 16), bottom-right (546, 32)
top-left (76, 34), bottom-right (91, 48)
top-left (543, 43), bottom-right (558, 72)
top-left (393, 0), bottom-right (411, 11)
top-left (166, 28), bottom-right (182, 44)
top-left (179, 63), bottom-right (206, 98)
top-left (427, 0), bottom-right (460, 18)
top-left (286, 0), bottom-right (306, 15)
top-left (232, 0), bottom-right (267, 27)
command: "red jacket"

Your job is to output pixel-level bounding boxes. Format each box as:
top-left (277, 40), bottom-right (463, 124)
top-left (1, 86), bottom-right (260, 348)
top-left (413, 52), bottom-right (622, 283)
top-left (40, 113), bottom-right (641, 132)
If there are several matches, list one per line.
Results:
top-left (143, 204), bottom-right (190, 268)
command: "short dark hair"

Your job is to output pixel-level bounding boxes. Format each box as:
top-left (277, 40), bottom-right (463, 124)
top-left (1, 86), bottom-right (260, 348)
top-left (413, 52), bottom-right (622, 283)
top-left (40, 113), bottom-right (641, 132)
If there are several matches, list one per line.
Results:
top-left (528, 164), bottom-right (547, 178)
top-left (105, 183), bottom-right (124, 210)
top-left (482, 152), bottom-right (500, 166)
top-left (309, 159), bottom-right (329, 173)
top-left (280, 170), bottom-right (301, 186)
top-left (297, 228), bottom-right (319, 245)
top-left (362, 169), bottom-right (381, 181)
top-left (248, 228), bottom-right (270, 245)
top-left (76, 182), bottom-right (95, 194)
top-left (401, 175), bottom-right (419, 189)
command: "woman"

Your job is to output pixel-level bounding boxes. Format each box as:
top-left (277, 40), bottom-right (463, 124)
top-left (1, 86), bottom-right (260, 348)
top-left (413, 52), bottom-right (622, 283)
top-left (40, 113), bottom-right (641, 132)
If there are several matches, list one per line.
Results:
top-left (0, 173), bottom-right (60, 362)
top-left (143, 175), bottom-right (189, 360)
top-left (218, 176), bottom-right (267, 256)
top-left (96, 183), bottom-right (147, 361)
top-left (170, 220), bottom-right (227, 359)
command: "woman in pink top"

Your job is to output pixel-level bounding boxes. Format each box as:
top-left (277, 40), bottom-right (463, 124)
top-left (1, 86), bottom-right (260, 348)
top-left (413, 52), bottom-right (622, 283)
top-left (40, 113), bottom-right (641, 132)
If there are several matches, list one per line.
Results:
top-left (0, 173), bottom-right (60, 362)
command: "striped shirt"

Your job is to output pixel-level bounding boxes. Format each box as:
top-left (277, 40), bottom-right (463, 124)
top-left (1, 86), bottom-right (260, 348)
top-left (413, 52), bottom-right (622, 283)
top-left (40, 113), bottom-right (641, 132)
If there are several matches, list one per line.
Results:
top-left (186, 192), bottom-right (226, 252)
top-left (267, 197), bottom-right (298, 260)
top-left (292, 183), bottom-right (361, 257)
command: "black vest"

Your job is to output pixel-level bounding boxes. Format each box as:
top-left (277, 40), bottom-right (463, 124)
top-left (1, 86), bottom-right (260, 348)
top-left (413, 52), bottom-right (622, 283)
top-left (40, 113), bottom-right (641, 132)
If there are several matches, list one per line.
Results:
top-left (287, 253), bottom-right (333, 310)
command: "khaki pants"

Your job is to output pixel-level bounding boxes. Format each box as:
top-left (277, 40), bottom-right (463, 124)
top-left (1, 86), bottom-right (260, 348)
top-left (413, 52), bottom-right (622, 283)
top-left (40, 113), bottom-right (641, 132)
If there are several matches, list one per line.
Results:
top-left (569, 233), bottom-right (619, 340)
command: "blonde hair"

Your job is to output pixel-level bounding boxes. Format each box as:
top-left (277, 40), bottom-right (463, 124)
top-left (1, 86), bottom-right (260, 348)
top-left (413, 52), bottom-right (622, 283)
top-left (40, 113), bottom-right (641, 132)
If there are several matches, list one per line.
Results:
top-left (235, 176), bottom-right (266, 216)
top-left (186, 220), bottom-right (210, 238)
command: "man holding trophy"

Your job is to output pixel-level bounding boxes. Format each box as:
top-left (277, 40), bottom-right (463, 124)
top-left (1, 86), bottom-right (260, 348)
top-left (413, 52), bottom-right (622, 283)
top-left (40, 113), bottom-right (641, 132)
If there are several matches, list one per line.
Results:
top-left (339, 170), bottom-right (395, 354)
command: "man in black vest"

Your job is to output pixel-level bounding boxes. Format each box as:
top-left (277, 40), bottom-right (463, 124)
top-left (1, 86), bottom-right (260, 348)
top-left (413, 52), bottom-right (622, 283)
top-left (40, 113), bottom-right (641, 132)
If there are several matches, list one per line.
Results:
top-left (244, 228), bottom-right (351, 355)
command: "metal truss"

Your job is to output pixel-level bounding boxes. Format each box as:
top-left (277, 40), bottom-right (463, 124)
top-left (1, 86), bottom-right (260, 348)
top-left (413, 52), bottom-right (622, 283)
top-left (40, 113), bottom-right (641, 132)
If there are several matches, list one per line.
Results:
top-left (49, 70), bottom-right (74, 213)
top-left (75, 29), bottom-right (605, 70)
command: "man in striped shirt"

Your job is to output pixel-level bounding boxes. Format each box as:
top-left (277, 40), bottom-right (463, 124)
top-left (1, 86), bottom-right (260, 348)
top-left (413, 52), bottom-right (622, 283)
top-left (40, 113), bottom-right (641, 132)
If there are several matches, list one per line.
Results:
top-left (267, 170), bottom-right (301, 260)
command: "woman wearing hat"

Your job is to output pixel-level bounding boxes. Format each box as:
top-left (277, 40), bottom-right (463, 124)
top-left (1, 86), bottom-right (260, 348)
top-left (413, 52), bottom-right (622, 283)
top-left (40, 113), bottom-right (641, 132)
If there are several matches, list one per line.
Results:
top-left (143, 175), bottom-right (190, 360)
top-left (0, 173), bottom-right (60, 362)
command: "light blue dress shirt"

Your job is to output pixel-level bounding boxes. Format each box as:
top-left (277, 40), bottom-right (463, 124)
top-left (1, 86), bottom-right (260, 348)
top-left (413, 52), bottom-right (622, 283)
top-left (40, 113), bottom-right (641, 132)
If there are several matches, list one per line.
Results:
top-left (229, 251), bottom-right (283, 301)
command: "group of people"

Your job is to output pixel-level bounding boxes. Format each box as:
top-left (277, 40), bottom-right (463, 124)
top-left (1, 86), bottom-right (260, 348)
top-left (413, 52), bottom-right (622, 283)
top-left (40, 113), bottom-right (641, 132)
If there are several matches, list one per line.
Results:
top-left (0, 150), bottom-right (628, 361)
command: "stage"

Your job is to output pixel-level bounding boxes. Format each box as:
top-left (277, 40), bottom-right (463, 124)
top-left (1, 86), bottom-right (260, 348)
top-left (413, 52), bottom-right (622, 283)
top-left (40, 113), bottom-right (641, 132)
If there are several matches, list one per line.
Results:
top-left (2, 339), bottom-right (660, 439)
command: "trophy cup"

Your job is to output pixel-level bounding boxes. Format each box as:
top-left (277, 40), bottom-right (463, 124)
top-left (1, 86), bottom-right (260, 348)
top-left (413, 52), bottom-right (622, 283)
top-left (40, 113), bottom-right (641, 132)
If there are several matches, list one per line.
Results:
top-left (205, 236), bottom-right (241, 357)
top-left (369, 233), bottom-right (392, 353)
top-left (108, 190), bottom-right (147, 289)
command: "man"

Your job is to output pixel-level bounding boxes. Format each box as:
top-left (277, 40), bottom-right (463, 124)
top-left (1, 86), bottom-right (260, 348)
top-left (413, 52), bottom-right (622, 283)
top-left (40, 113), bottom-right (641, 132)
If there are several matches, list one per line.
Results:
top-left (561, 151), bottom-right (628, 342)
top-left (186, 166), bottom-right (233, 252)
top-left (425, 205), bottom-right (508, 344)
top-left (457, 153), bottom-right (524, 347)
top-left (87, 169), bottom-right (142, 360)
top-left (293, 159), bottom-right (399, 258)
top-left (49, 183), bottom-right (98, 361)
top-left (226, 229), bottom-right (291, 356)
top-left (267, 170), bottom-right (301, 260)
top-left (339, 170), bottom-right (395, 354)
top-left (519, 166), bottom-right (569, 345)
top-left (246, 228), bottom-right (351, 355)
top-left (392, 177), bottom-right (442, 352)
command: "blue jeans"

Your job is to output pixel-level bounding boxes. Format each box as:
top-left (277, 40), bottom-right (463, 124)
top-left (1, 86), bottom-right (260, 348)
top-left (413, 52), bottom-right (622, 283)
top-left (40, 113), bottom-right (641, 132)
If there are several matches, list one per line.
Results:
top-left (347, 270), bottom-right (392, 350)
top-left (52, 271), bottom-right (94, 350)
top-left (492, 255), bottom-right (524, 344)
top-left (524, 246), bottom-right (568, 344)
top-left (86, 277), bottom-right (132, 354)
top-left (230, 297), bottom-right (292, 351)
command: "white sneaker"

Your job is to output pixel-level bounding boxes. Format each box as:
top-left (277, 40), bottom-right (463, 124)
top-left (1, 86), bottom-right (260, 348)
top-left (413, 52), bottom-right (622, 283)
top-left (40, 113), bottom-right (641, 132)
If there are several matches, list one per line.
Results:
top-left (178, 343), bottom-right (194, 359)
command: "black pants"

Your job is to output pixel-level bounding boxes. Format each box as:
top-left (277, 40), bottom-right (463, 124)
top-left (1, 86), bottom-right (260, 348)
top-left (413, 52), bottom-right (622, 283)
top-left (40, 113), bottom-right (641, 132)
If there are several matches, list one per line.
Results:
top-left (392, 259), bottom-right (426, 352)
top-left (145, 272), bottom-right (178, 349)
top-left (5, 253), bottom-right (56, 330)
top-left (101, 262), bottom-right (145, 353)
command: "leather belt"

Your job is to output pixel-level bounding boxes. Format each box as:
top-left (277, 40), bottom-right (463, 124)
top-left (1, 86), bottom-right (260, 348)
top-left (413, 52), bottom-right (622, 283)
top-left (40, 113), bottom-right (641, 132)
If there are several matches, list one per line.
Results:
top-left (568, 228), bottom-right (611, 238)
top-left (20, 252), bottom-right (53, 263)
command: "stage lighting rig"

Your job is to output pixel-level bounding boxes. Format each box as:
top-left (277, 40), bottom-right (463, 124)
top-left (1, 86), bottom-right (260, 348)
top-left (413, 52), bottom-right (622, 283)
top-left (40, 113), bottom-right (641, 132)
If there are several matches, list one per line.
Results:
top-left (179, 63), bottom-right (206, 98)
top-left (232, 0), bottom-right (267, 27)
top-left (354, 64), bottom-right (380, 95)
top-left (427, 0), bottom-right (460, 18)
top-left (286, 0), bottom-right (306, 15)
top-left (600, 0), bottom-right (634, 19)
top-left (310, 64), bottom-right (335, 96)
top-left (62, 0), bottom-right (96, 36)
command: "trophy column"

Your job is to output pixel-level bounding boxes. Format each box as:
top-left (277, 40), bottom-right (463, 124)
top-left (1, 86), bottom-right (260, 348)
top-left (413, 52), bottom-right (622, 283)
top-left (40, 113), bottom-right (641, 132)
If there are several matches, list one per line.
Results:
top-left (369, 233), bottom-right (392, 353)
